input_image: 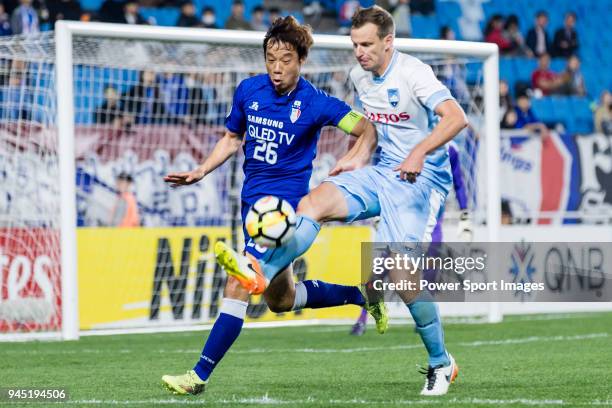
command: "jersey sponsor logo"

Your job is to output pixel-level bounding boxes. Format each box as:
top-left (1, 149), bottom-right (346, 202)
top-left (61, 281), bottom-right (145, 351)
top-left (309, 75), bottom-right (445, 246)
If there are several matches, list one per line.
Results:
top-left (249, 101), bottom-right (259, 111)
top-left (247, 114), bottom-right (284, 129)
top-left (387, 88), bottom-right (400, 107)
top-left (290, 100), bottom-right (301, 123)
top-left (363, 107), bottom-right (411, 124)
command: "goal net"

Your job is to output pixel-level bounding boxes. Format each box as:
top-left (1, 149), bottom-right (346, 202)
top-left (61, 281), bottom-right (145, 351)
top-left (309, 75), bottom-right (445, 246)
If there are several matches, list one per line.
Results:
top-left (0, 24), bottom-right (498, 340)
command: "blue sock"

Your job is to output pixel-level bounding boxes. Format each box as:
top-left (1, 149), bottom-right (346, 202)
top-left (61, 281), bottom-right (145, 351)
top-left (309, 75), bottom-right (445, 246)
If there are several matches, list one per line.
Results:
top-left (193, 298), bottom-right (247, 381)
top-left (407, 300), bottom-right (449, 367)
top-left (292, 280), bottom-right (365, 310)
top-left (260, 215), bottom-right (320, 280)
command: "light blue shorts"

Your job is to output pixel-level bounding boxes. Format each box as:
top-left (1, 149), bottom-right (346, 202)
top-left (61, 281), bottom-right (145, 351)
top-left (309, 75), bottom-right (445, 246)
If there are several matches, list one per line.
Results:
top-left (325, 165), bottom-right (446, 245)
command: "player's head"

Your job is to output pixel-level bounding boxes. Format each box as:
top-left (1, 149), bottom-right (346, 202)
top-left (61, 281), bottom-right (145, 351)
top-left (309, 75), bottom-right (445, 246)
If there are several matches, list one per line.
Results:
top-left (350, 6), bottom-right (395, 76)
top-left (263, 15), bottom-right (313, 94)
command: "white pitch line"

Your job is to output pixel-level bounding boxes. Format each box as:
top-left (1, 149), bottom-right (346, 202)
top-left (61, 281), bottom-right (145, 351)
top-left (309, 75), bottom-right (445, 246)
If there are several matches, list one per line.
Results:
top-left (3, 333), bottom-right (608, 355)
top-left (60, 397), bottom-right (608, 406)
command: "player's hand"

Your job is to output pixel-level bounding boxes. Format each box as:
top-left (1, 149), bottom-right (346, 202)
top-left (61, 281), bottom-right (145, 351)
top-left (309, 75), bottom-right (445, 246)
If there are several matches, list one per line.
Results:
top-left (164, 167), bottom-right (206, 187)
top-left (394, 149), bottom-right (425, 183)
top-left (457, 210), bottom-right (473, 242)
top-left (329, 152), bottom-right (369, 176)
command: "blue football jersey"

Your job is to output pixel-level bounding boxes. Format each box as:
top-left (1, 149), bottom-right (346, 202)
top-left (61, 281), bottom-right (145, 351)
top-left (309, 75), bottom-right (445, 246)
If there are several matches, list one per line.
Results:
top-left (225, 74), bottom-right (352, 205)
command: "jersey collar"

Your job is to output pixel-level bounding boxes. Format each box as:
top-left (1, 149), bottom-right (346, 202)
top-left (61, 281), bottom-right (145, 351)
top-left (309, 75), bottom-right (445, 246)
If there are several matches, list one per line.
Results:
top-left (269, 76), bottom-right (305, 105)
top-left (372, 50), bottom-right (398, 84)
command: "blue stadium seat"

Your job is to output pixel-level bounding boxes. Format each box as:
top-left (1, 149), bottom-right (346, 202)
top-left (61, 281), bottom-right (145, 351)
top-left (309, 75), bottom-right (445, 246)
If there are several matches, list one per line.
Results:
top-left (139, 7), bottom-right (180, 26)
top-left (80, 0), bottom-right (105, 11)
top-left (568, 96), bottom-right (594, 134)
top-left (530, 97), bottom-right (556, 124)
top-left (410, 15), bottom-right (439, 39)
top-left (549, 96), bottom-right (571, 128)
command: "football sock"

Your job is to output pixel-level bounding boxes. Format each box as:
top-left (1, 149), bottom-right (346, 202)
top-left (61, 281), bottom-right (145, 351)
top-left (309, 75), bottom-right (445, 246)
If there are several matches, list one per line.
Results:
top-left (260, 215), bottom-right (320, 280)
top-left (292, 280), bottom-right (365, 310)
top-left (357, 307), bottom-right (368, 324)
top-left (193, 298), bottom-right (247, 381)
top-left (407, 300), bottom-right (450, 367)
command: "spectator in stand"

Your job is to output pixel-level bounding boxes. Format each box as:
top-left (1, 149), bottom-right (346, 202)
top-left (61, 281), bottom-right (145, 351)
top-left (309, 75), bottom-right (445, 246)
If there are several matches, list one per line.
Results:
top-left (594, 91), bottom-right (612, 135)
top-left (177, 1), bottom-right (199, 27)
top-left (0, 3), bottom-right (12, 35)
top-left (120, 0), bottom-right (147, 25)
top-left (109, 172), bottom-right (140, 227)
top-left (122, 70), bottom-right (167, 124)
top-left (500, 108), bottom-right (518, 129)
top-left (552, 11), bottom-right (578, 58)
top-left (514, 94), bottom-right (548, 134)
top-left (268, 6), bottom-right (280, 24)
top-left (531, 53), bottom-right (562, 96)
top-left (501, 199), bottom-right (513, 225)
top-left (250, 5), bottom-right (267, 31)
top-left (2, 71), bottom-right (30, 120)
top-left (499, 79), bottom-right (514, 121)
top-left (98, 0), bottom-right (124, 23)
top-left (484, 14), bottom-right (513, 54)
top-left (159, 72), bottom-right (189, 122)
top-left (94, 85), bottom-right (123, 128)
top-left (392, 0), bottom-right (411, 38)
top-left (558, 54), bottom-right (585, 96)
top-left (201, 6), bottom-right (217, 28)
top-left (47, 0), bottom-right (82, 23)
top-left (410, 0), bottom-right (434, 15)
top-left (440, 25), bottom-right (454, 41)
top-left (526, 11), bottom-right (550, 57)
top-left (10, 0), bottom-right (39, 35)
top-left (224, 0), bottom-right (250, 30)
top-left (504, 14), bottom-right (532, 57)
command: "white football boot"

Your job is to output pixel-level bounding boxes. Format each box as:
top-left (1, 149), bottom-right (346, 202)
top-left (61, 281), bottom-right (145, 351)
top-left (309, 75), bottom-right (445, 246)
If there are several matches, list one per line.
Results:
top-left (419, 353), bottom-right (459, 396)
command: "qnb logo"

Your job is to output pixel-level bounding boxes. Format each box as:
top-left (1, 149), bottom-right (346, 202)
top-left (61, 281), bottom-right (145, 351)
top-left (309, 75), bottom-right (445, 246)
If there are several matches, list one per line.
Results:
top-left (365, 110), bottom-right (410, 123)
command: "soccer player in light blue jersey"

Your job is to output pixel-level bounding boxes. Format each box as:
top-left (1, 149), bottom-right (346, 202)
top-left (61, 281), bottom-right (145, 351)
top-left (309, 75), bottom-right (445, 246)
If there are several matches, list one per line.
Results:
top-left (225, 7), bottom-right (469, 396)
top-left (160, 16), bottom-right (387, 395)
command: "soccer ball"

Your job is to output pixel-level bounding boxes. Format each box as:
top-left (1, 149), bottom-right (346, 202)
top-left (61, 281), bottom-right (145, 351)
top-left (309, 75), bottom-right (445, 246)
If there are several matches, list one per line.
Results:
top-left (245, 196), bottom-right (297, 248)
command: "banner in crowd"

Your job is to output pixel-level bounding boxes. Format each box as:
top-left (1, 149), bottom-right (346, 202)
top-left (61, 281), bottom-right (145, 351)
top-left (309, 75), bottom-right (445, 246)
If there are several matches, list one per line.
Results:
top-left (500, 130), bottom-right (612, 223)
top-left (77, 226), bottom-right (371, 330)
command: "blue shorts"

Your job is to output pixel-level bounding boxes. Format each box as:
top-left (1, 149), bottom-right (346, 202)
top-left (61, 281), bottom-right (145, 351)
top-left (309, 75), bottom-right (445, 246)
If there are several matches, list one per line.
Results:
top-left (241, 198), bottom-right (300, 259)
top-left (325, 165), bottom-right (446, 245)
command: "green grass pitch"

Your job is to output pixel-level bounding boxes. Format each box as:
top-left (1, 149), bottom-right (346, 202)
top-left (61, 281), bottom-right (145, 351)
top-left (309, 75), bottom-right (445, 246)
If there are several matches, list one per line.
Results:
top-left (2, 312), bottom-right (611, 407)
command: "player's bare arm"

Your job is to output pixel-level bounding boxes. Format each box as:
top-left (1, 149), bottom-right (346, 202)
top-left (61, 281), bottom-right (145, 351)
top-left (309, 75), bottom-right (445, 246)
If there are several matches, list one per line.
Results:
top-left (395, 99), bottom-right (468, 182)
top-left (330, 115), bottom-right (378, 176)
top-left (163, 131), bottom-right (242, 187)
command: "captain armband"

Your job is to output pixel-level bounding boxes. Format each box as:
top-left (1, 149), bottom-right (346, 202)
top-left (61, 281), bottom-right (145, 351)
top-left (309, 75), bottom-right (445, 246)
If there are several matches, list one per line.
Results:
top-left (337, 110), bottom-right (365, 134)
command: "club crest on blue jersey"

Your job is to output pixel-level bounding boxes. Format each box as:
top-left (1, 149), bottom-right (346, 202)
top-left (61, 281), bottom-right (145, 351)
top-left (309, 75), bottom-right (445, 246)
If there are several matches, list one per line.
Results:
top-left (387, 88), bottom-right (400, 107)
top-left (290, 100), bottom-right (302, 123)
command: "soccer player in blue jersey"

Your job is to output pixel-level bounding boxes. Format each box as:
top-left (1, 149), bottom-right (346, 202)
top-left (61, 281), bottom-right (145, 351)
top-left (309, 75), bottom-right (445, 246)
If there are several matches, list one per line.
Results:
top-left (223, 7), bottom-right (469, 396)
top-left (160, 16), bottom-right (386, 395)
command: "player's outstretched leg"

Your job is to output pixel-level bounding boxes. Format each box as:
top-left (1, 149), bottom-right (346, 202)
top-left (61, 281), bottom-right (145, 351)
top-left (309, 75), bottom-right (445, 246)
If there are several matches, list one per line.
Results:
top-left (215, 241), bottom-right (268, 294)
top-left (214, 238), bottom-right (388, 331)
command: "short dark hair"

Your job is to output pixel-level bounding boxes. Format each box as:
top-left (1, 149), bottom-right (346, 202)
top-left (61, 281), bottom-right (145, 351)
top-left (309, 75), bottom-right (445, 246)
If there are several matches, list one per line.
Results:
top-left (263, 16), bottom-right (313, 61)
top-left (536, 10), bottom-right (548, 18)
top-left (351, 6), bottom-right (395, 39)
top-left (117, 172), bottom-right (133, 182)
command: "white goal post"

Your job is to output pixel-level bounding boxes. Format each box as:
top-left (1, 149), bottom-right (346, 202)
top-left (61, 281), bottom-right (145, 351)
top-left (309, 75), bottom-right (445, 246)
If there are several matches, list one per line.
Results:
top-left (8, 22), bottom-right (501, 341)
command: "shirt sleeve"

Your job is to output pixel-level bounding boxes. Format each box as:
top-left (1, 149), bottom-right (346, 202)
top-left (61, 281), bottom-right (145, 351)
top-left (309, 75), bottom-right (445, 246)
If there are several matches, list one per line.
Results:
top-left (224, 80), bottom-right (246, 134)
top-left (316, 91), bottom-right (352, 127)
top-left (408, 63), bottom-right (455, 112)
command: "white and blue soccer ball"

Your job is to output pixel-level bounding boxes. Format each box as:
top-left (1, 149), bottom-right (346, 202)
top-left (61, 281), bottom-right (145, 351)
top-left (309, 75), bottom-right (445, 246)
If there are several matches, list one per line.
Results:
top-left (245, 196), bottom-right (297, 248)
